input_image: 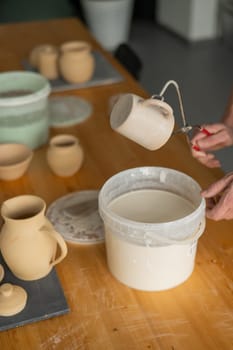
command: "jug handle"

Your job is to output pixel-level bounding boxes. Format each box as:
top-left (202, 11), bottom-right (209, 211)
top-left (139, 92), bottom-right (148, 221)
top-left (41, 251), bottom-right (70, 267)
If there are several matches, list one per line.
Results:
top-left (41, 226), bottom-right (68, 267)
top-left (141, 98), bottom-right (173, 116)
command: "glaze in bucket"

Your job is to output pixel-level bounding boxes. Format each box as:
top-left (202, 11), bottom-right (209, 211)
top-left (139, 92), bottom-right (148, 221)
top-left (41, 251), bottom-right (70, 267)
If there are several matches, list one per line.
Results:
top-left (99, 167), bottom-right (206, 291)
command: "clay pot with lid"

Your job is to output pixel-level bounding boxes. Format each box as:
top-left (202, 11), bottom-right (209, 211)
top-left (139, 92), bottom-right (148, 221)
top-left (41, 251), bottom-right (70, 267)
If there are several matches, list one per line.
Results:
top-left (59, 41), bottom-right (95, 84)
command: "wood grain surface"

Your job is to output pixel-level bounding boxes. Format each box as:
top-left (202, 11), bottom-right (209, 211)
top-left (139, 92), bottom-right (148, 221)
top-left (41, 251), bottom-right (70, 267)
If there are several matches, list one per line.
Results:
top-left (0, 18), bottom-right (232, 350)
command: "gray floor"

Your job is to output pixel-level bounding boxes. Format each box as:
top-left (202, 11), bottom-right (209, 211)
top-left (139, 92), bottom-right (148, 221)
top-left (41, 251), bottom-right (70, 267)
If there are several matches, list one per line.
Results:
top-left (129, 19), bottom-right (233, 173)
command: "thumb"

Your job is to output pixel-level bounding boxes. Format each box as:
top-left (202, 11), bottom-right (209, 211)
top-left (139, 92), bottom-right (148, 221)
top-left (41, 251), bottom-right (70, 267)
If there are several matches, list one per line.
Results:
top-left (200, 123), bottom-right (225, 134)
top-left (201, 174), bottom-right (233, 198)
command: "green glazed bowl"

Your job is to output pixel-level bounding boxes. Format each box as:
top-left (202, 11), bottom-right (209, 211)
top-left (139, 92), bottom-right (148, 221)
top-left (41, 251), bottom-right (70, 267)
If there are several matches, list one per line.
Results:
top-left (0, 71), bottom-right (51, 149)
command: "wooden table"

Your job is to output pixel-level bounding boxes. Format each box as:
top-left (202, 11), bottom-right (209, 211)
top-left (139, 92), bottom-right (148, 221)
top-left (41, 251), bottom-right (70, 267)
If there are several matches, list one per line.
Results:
top-left (0, 18), bottom-right (232, 350)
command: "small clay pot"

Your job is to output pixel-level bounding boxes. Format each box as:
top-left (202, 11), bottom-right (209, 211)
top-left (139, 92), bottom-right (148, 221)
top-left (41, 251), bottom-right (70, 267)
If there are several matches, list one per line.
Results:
top-left (37, 46), bottom-right (59, 80)
top-left (0, 143), bottom-right (33, 181)
top-left (59, 41), bottom-right (95, 84)
top-left (29, 44), bottom-right (57, 69)
top-left (46, 134), bottom-right (84, 177)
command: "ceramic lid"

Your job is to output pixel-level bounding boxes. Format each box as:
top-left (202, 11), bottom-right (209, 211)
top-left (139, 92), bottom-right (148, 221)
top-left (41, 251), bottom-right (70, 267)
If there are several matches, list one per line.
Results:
top-left (46, 190), bottom-right (104, 244)
top-left (49, 96), bottom-right (92, 127)
top-left (0, 283), bottom-right (27, 317)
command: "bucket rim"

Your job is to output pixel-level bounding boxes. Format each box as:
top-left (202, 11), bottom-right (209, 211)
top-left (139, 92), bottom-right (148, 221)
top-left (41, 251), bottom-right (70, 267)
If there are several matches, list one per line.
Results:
top-left (0, 71), bottom-right (51, 107)
top-left (99, 166), bottom-right (206, 232)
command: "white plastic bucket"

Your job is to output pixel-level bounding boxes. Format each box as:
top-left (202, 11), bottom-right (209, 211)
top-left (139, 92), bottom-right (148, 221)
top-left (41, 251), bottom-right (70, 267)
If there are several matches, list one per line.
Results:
top-left (0, 71), bottom-right (51, 149)
top-left (81, 0), bottom-right (135, 51)
top-left (99, 167), bottom-right (206, 291)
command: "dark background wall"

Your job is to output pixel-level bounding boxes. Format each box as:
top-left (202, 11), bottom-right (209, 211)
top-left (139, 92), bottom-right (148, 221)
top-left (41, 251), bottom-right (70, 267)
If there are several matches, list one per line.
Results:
top-left (0, 0), bottom-right (157, 24)
top-left (133, 0), bottom-right (156, 21)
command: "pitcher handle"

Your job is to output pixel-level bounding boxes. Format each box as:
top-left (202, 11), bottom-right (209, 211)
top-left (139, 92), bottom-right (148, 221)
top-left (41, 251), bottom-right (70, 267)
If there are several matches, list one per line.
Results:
top-left (141, 98), bottom-right (173, 115)
top-left (42, 226), bottom-right (68, 267)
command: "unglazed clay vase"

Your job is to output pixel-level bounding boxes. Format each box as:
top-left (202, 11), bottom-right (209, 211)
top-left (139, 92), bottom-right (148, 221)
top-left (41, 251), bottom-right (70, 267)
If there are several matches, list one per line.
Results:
top-left (37, 46), bottom-right (59, 80)
top-left (29, 44), bottom-right (57, 69)
top-left (0, 283), bottom-right (27, 316)
top-left (59, 41), bottom-right (95, 84)
top-left (46, 134), bottom-right (84, 177)
top-left (0, 195), bottom-right (68, 281)
top-left (110, 93), bottom-right (175, 150)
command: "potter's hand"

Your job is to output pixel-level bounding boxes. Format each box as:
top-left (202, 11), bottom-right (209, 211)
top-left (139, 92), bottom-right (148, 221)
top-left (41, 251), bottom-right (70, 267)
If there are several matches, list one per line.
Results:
top-left (191, 123), bottom-right (233, 168)
top-left (202, 172), bottom-right (233, 220)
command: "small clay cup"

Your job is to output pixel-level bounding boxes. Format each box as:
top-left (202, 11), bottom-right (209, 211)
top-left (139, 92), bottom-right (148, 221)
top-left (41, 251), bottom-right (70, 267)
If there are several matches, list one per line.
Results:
top-left (0, 143), bottom-right (33, 181)
top-left (29, 44), bottom-right (57, 69)
top-left (46, 134), bottom-right (84, 177)
top-left (37, 46), bottom-right (59, 80)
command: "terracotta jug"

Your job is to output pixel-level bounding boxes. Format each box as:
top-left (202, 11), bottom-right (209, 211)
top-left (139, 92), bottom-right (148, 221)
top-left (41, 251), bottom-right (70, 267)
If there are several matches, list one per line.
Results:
top-left (46, 134), bottom-right (84, 177)
top-left (0, 195), bottom-right (68, 281)
top-left (59, 41), bottom-right (95, 84)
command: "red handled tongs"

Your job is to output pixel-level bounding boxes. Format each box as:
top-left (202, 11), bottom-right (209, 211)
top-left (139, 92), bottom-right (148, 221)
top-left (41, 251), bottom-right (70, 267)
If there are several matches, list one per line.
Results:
top-left (173, 124), bottom-right (212, 151)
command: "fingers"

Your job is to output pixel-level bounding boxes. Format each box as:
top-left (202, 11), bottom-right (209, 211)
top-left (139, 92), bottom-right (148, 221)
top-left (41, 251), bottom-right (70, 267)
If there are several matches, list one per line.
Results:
top-left (205, 192), bottom-right (233, 220)
top-left (202, 173), bottom-right (233, 198)
top-left (191, 123), bottom-right (224, 143)
top-left (190, 123), bottom-right (233, 168)
top-left (191, 148), bottom-right (221, 168)
top-left (197, 157), bottom-right (221, 168)
top-left (198, 123), bottom-right (226, 134)
top-left (202, 176), bottom-right (233, 220)
top-left (191, 124), bottom-right (233, 152)
top-left (197, 132), bottom-right (233, 151)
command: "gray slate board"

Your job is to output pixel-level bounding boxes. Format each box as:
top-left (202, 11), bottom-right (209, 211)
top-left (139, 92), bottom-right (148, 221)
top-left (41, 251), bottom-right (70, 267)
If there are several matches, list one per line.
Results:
top-left (22, 50), bottom-right (124, 92)
top-left (0, 253), bottom-right (69, 332)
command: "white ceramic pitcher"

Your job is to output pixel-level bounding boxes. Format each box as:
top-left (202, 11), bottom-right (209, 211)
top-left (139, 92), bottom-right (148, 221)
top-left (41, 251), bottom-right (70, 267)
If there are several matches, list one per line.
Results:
top-left (110, 93), bottom-right (175, 150)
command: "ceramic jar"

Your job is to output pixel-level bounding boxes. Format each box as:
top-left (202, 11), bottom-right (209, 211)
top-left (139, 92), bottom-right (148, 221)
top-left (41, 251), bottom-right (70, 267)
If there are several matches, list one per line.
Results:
top-left (59, 41), bottom-right (95, 84)
top-left (29, 44), bottom-right (57, 69)
top-left (0, 195), bottom-right (68, 281)
top-left (46, 134), bottom-right (84, 177)
top-left (37, 46), bottom-right (59, 80)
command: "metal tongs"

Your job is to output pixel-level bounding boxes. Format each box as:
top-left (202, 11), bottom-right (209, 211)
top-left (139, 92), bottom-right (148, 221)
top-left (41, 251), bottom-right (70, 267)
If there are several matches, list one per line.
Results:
top-left (173, 124), bottom-right (211, 136)
top-left (173, 124), bottom-right (212, 151)
top-left (155, 80), bottom-right (212, 151)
